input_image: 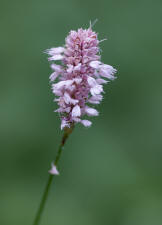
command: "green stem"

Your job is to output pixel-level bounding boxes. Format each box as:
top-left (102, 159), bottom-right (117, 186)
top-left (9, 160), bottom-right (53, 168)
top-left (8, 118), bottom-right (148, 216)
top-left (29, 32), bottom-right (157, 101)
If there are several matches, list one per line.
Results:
top-left (33, 125), bottom-right (74, 225)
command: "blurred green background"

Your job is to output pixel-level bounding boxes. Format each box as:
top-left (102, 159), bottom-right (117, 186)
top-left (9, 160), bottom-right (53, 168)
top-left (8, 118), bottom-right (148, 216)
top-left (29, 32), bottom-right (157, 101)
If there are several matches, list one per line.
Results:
top-left (1, 0), bottom-right (162, 224)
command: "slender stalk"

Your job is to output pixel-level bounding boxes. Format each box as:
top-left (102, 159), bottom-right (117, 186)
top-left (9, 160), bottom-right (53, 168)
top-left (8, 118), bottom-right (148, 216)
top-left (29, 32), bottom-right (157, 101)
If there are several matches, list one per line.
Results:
top-left (33, 125), bottom-right (74, 225)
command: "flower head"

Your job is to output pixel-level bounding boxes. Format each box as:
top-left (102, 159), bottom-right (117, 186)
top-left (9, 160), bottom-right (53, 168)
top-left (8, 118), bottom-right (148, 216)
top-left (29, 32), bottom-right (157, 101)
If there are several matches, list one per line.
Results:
top-left (46, 26), bottom-right (116, 129)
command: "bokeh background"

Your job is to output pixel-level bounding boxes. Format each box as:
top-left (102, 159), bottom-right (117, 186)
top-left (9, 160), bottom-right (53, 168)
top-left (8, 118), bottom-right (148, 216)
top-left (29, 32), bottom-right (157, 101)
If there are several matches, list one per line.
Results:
top-left (1, 0), bottom-right (162, 224)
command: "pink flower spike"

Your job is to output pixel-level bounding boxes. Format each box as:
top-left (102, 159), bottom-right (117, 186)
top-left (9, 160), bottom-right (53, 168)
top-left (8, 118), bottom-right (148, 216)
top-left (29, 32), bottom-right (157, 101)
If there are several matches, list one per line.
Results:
top-left (45, 25), bottom-right (117, 129)
top-left (49, 163), bottom-right (59, 175)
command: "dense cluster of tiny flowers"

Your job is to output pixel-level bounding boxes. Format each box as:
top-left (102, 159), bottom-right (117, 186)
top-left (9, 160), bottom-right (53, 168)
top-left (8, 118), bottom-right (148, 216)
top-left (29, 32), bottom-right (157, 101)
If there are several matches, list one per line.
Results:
top-left (46, 27), bottom-right (116, 130)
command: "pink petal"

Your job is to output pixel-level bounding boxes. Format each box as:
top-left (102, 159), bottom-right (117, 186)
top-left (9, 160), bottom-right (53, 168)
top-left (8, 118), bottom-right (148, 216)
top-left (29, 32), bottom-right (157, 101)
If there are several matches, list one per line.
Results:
top-left (52, 81), bottom-right (66, 91)
top-left (64, 92), bottom-right (78, 105)
top-left (49, 72), bottom-right (59, 82)
top-left (88, 95), bottom-right (102, 104)
top-left (87, 76), bottom-right (97, 87)
top-left (49, 54), bottom-right (64, 61)
top-left (74, 63), bottom-right (81, 71)
top-left (85, 107), bottom-right (99, 116)
top-left (90, 95), bottom-right (103, 101)
top-left (51, 64), bottom-right (62, 72)
top-left (96, 78), bottom-right (108, 84)
top-left (90, 85), bottom-right (103, 96)
top-left (65, 107), bottom-right (71, 113)
top-left (53, 80), bottom-right (74, 91)
top-left (81, 120), bottom-right (92, 127)
top-left (47, 47), bottom-right (65, 55)
top-left (67, 64), bottom-right (74, 73)
top-left (89, 61), bottom-right (101, 69)
top-left (72, 117), bottom-right (81, 122)
top-left (72, 105), bottom-right (81, 117)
